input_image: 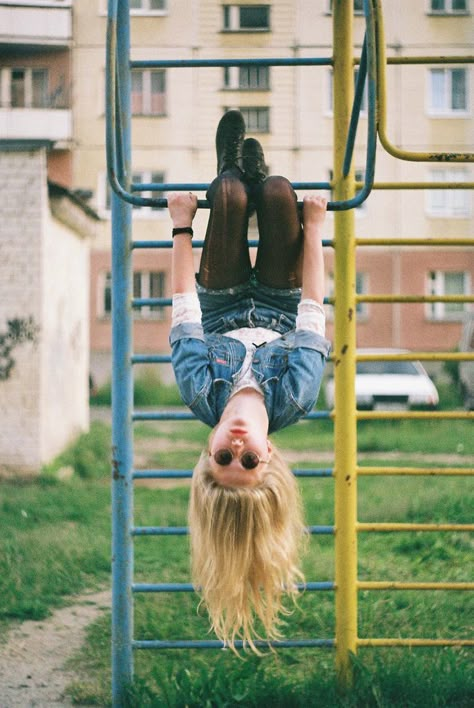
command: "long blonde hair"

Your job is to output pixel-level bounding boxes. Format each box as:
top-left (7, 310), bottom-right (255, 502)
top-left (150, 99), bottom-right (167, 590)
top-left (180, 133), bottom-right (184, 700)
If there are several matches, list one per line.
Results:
top-left (188, 444), bottom-right (306, 652)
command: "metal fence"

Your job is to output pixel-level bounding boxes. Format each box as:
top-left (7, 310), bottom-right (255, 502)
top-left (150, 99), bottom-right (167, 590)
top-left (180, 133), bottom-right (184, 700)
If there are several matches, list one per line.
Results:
top-left (106, 0), bottom-right (473, 704)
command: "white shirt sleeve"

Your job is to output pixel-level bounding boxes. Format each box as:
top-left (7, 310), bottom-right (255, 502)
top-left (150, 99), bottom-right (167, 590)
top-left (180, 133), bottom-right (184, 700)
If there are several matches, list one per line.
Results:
top-left (296, 298), bottom-right (326, 337)
top-left (172, 292), bottom-right (202, 328)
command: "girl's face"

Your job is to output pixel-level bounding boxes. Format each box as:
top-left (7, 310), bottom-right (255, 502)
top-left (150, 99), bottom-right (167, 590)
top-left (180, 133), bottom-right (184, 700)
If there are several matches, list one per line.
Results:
top-left (208, 417), bottom-right (272, 488)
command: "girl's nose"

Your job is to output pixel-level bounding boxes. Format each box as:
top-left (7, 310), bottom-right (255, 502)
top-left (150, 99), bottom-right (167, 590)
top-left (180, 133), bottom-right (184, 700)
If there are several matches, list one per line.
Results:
top-left (231, 438), bottom-right (244, 448)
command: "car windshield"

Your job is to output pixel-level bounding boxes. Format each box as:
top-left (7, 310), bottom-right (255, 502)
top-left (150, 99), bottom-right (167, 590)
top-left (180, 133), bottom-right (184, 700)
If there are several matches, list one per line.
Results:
top-left (356, 361), bottom-right (419, 376)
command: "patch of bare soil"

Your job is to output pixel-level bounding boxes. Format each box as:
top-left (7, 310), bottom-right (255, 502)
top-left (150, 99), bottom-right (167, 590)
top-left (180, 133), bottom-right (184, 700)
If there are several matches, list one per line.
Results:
top-left (0, 589), bottom-right (110, 708)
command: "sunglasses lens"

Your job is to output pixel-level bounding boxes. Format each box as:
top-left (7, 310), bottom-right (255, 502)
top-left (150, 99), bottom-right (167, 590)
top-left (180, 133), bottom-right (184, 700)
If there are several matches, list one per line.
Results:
top-left (241, 451), bottom-right (260, 470)
top-left (214, 448), bottom-right (233, 466)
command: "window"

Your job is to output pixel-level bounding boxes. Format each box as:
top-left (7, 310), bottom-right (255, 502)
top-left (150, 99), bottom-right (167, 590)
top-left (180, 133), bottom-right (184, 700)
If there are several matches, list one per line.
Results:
top-left (131, 171), bottom-right (166, 212)
top-left (223, 65), bottom-right (270, 90)
top-left (240, 107), bottom-right (270, 132)
top-left (131, 70), bottom-right (166, 116)
top-left (326, 272), bottom-right (369, 320)
top-left (328, 69), bottom-right (368, 114)
top-left (429, 67), bottom-right (468, 114)
top-left (103, 171), bottom-right (166, 215)
top-left (427, 271), bottom-right (471, 321)
top-left (100, 271), bottom-right (166, 319)
top-left (426, 169), bottom-right (470, 217)
top-left (133, 271), bottom-right (166, 319)
top-left (223, 5), bottom-right (270, 31)
top-left (429, 0), bottom-right (469, 14)
top-left (328, 0), bottom-right (364, 14)
top-left (6, 68), bottom-right (49, 108)
top-left (130, 0), bottom-right (166, 10)
top-left (101, 272), bottom-right (112, 316)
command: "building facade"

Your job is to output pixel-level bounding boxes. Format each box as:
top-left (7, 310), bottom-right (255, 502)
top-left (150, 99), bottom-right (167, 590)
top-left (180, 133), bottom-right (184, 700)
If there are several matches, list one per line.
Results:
top-left (5, 1), bottom-right (472, 387)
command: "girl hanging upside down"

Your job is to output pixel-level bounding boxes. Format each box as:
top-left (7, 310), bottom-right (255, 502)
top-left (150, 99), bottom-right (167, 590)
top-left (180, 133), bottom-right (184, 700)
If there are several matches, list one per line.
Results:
top-left (168, 109), bottom-right (331, 652)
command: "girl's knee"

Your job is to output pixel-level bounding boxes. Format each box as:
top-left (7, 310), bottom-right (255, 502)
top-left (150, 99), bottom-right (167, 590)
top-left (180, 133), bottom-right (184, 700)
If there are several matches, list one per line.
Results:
top-left (211, 174), bottom-right (248, 209)
top-left (259, 175), bottom-right (296, 203)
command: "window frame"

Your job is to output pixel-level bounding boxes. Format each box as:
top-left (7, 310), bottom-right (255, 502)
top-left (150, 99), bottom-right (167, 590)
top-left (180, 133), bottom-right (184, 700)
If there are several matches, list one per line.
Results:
top-left (133, 270), bottom-right (167, 320)
top-left (131, 68), bottom-right (166, 117)
top-left (99, 170), bottom-right (167, 219)
top-left (427, 0), bottom-right (470, 15)
top-left (98, 270), bottom-right (167, 321)
top-left (223, 65), bottom-right (270, 91)
top-left (0, 1), bottom-right (72, 6)
top-left (326, 271), bottom-right (369, 321)
top-left (129, 0), bottom-right (168, 14)
top-left (327, 0), bottom-right (364, 15)
top-left (238, 106), bottom-right (270, 133)
top-left (222, 4), bottom-right (271, 32)
top-left (3, 66), bottom-right (50, 109)
top-left (426, 270), bottom-right (472, 322)
top-left (425, 168), bottom-right (471, 218)
top-left (427, 66), bottom-right (469, 117)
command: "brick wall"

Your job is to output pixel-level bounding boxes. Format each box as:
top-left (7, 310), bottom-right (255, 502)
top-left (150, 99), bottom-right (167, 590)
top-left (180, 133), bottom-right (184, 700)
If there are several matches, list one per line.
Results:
top-left (0, 148), bottom-right (90, 473)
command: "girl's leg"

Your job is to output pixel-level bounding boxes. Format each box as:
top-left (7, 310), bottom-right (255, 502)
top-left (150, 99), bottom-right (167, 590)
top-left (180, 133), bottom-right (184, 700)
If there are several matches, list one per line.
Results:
top-left (198, 171), bottom-right (252, 289)
top-left (254, 176), bottom-right (303, 289)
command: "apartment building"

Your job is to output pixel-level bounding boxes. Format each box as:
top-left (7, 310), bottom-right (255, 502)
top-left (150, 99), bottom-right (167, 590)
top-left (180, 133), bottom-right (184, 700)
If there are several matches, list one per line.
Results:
top-left (0, 1), bottom-right (97, 470)
top-left (0, 0), bottom-right (74, 181)
top-left (25, 1), bottom-right (474, 384)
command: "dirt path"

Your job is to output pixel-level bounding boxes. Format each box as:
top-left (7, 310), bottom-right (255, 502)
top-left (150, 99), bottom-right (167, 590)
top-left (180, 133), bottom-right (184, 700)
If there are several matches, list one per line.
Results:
top-left (0, 589), bottom-right (110, 708)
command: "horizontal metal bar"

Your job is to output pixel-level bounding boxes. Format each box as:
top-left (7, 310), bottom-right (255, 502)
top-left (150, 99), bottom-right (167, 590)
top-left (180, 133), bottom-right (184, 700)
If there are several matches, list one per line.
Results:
top-left (132, 180), bottom-right (474, 194)
top-left (132, 581), bottom-right (335, 593)
top-left (356, 238), bottom-right (474, 246)
top-left (356, 352), bottom-right (474, 362)
top-left (357, 410), bottom-right (474, 420)
top-left (132, 296), bottom-right (331, 308)
top-left (293, 468), bottom-right (334, 477)
top-left (133, 468), bottom-right (334, 479)
top-left (132, 410), bottom-right (333, 422)
top-left (357, 467), bottom-right (474, 477)
top-left (132, 239), bottom-right (254, 249)
top-left (130, 54), bottom-right (474, 71)
top-left (130, 57), bottom-right (333, 69)
top-left (358, 581), bottom-right (474, 591)
top-left (357, 522), bottom-right (474, 532)
top-left (132, 525), bottom-right (334, 536)
top-left (131, 238), bottom-right (334, 249)
top-left (133, 411), bottom-right (196, 421)
top-left (385, 55), bottom-right (474, 65)
top-left (133, 638), bottom-right (335, 650)
top-left (358, 638), bottom-right (474, 647)
top-left (131, 354), bottom-right (171, 364)
top-left (356, 295), bottom-right (474, 303)
top-left (133, 181), bottom-right (332, 192)
top-left (365, 181), bottom-right (474, 189)
top-left (133, 469), bottom-right (191, 479)
top-left (132, 527), bottom-right (188, 536)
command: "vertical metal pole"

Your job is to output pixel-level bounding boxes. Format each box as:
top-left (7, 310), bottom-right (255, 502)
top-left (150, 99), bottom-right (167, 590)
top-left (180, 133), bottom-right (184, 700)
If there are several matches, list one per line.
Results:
top-left (333, 0), bottom-right (358, 686)
top-left (111, 1), bottom-right (133, 704)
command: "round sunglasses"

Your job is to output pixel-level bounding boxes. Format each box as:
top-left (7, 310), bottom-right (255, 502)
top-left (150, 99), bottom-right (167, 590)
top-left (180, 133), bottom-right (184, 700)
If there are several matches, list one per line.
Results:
top-left (209, 448), bottom-right (270, 470)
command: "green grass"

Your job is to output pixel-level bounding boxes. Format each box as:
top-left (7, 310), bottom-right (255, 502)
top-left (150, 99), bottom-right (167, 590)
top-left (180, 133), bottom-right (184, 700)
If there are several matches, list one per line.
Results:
top-left (1, 417), bottom-right (473, 706)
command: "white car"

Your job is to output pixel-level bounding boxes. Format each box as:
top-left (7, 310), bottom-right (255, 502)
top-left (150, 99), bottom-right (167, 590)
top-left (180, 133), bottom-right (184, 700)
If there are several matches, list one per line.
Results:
top-left (324, 349), bottom-right (439, 410)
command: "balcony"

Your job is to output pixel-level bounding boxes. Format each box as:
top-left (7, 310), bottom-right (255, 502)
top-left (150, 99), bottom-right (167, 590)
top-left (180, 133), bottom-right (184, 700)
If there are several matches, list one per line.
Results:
top-left (0, 2), bottom-right (72, 48)
top-left (0, 108), bottom-right (72, 143)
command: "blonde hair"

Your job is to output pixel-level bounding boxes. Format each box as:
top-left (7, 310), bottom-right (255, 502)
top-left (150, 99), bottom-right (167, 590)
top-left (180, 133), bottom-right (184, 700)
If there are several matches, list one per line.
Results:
top-left (188, 444), bottom-right (306, 652)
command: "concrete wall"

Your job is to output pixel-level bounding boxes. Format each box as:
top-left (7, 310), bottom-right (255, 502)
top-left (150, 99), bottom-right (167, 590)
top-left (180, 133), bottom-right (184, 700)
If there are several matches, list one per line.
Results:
top-left (0, 148), bottom-right (89, 473)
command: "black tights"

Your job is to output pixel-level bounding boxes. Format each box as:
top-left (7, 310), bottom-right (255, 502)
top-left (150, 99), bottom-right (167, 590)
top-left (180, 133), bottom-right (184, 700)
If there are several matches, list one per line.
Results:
top-left (198, 171), bottom-right (303, 290)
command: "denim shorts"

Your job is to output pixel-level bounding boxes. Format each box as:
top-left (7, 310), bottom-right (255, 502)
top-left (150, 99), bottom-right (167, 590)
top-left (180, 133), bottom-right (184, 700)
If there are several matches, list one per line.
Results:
top-left (196, 271), bottom-right (301, 335)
